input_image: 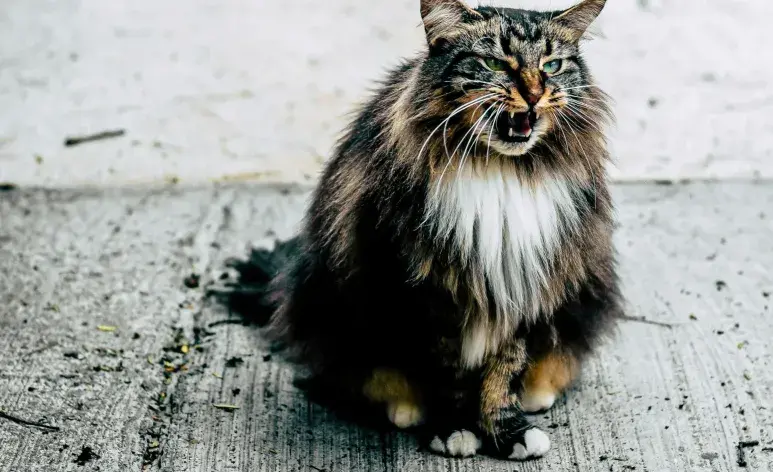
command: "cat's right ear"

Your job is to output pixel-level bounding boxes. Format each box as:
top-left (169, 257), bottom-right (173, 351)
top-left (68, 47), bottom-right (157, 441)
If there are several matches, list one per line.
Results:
top-left (420, 0), bottom-right (482, 49)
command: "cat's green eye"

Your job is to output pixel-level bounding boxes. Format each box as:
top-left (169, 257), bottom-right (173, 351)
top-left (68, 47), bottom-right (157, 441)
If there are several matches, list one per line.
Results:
top-left (543, 59), bottom-right (562, 75)
top-left (482, 57), bottom-right (507, 72)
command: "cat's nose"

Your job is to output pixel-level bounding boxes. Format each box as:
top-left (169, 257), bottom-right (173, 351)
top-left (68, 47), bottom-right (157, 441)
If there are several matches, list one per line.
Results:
top-left (525, 93), bottom-right (542, 106)
top-left (519, 69), bottom-right (544, 106)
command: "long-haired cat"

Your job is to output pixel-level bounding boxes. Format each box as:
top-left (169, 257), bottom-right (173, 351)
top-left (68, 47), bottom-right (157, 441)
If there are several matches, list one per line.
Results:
top-left (221, 0), bottom-right (622, 461)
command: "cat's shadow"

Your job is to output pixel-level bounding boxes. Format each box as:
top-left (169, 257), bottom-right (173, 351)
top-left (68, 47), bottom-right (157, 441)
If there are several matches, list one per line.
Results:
top-left (207, 297), bottom-right (418, 439)
top-left (206, 246), bottom-right (438, 452)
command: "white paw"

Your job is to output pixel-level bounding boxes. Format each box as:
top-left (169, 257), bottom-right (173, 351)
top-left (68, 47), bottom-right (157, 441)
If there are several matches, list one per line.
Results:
top-left (387, 401), bottom-right (424, 429)
top-left (447, 431), bottom-right (481, 457)
top-left (520, 390), bottom-right (557, 413)
top-left (429, 430), bottom-right (481, 457)
top-left (508, 428), bottom-right (551, 460)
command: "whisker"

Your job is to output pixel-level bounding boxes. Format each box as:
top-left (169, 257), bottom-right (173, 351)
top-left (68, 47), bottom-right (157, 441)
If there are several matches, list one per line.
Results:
top-left (552, 110), bottom-right (573, 156)
top-left (455, 79), bottom-right (507, 89)
top-left (560, 84), bottom-right (603, 92)
top-left (432, 97), bottom-right (498, 193)
top-left (473, 101), bottom-right (502, 157)
top-left (564, 99), bottom-right (608, 116)
top-left (562, 103), bottom-right (604, 131)
top-left (563, 111), bottom-right (601, 138)
top-left (486, 103), bottom-right (506, 165)
top-left (447, 79), bottom-right (508, 96)
top-left (457, 102), bottom-right (500, 181)
top-left (442, 94), bottom-right (497, 160)
top-left (408, 86), bottom-right (494, 109)
top-left (437, 101), bottom-right (500, 194)
top-left (562, 94), bottom-right (610, 105)
top-left (465, 99), bottom-right (499, 163)
top-left (447, 98), bottom-right (496, 158)
top-left (415, 93), bottom-right (496, 166)
top-left (448, 100), bottom-right (499, 165)
top-left (563, 111), bottom-right (603, 135)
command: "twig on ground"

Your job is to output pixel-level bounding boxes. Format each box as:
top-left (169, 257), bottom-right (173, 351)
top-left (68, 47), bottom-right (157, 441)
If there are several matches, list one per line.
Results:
top-left (208, 319), bottom-right (247, 328)
top-left (212, 404), bottom-right (240, 411)
top-left (615, 314), bottom-right (675, 329)
top-left (64, 129), bottom-right (125, 147)
top-left (23, 341), bottom-right (58, 357)
top-left (0, 410), bottom-right (60, 432)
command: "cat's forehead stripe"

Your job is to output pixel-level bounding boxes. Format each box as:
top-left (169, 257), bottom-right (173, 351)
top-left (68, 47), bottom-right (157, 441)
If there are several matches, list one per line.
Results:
top-left (510, 21), bottom-right (527, 40)
top-left (491, 14), bottom-right (550, 64)
top-left (506, 37), bottom-right (548, 65)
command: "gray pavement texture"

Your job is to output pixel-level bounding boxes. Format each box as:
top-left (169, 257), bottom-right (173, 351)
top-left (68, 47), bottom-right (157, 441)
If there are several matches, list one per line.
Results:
top-left (1, 182), bottom-right (772, 472)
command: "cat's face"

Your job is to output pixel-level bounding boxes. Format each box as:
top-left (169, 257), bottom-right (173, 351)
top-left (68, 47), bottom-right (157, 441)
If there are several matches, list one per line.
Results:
top-left (420, 0), bottom-right (607, 158)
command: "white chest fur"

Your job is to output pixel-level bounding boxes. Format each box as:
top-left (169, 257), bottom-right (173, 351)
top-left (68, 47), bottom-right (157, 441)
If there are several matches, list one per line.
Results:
top-left (425, 163), bottom-right (580, 367)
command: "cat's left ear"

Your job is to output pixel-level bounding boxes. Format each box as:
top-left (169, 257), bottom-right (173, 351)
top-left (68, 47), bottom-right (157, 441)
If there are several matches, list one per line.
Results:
top-left (420, 0), bottom-right (483, 48)
top-left (553, 0), bottom-right (606, 42)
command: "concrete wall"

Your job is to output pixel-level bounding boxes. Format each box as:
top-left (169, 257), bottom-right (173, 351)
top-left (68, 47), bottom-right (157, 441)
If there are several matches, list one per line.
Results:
top-left (1, 0), bottom-right (771, 188)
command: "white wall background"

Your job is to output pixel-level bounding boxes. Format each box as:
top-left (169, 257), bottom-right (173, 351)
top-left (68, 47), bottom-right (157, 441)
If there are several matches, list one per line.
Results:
top-left (1, 0), bottom-right (772, 188)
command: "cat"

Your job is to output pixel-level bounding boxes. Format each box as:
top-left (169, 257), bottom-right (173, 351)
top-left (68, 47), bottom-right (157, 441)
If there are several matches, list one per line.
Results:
top-left (220, 0), bottom-right (623, 461)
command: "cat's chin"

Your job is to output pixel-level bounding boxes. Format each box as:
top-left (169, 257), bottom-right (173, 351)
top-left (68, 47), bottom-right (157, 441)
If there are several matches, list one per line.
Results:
top-left (485, 138), bottom-right (536, 157)
top-left (481, 131), bottom-right (544, 157)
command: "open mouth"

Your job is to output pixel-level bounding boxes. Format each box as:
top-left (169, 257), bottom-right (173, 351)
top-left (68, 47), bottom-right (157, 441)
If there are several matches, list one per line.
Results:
top-left (495, 111), bottom-right (537, 144)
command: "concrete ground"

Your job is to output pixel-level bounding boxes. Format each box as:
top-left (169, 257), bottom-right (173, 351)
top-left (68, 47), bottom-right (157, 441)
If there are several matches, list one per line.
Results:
top-left (1, 182), bottom-right (772, 471)
top-left (2, 0), bottom-right (773, 471)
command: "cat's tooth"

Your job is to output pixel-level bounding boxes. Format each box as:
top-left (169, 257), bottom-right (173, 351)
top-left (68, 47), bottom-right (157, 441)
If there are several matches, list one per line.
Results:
top-left (509, 111), bottom-right (515, 119)
top-left (508, 128), bottom-right (515, 137)
top-left (535, 112), bottom-right (541, 120)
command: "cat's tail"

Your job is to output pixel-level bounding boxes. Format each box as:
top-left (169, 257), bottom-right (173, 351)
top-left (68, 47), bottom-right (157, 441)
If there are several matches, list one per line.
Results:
top-left (210, 236), bottom-right (301, 326)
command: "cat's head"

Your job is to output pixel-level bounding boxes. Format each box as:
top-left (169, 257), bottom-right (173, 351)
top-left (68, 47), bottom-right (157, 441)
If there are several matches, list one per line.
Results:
top-left (417, 0), bottom-right (610, 160)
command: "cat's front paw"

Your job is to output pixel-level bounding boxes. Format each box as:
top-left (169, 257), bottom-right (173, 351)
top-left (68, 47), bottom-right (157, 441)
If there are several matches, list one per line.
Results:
top-left (481, 423), bottom-right (551, 461)
top-left (507, 428), bottom-right (551, 460)
top-left (428, 430), bottom-right (482, 458)
top-left (387, 401), bottom-right (425, 429)
top-left (519, 389), bottom-right (557, 413)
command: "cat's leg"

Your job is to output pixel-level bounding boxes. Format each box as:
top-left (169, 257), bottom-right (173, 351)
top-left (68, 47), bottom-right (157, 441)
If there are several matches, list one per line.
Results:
top-left (425, 374), bottom-right (485, 458)
top-left (362, 368), bottom-right (425, 429)
top-left (426, 404), bottom-right (549, 460)
top-left (478, 341), bottom-right (551, 460)
top-left (519, 351), bottom-right (580, 413)
top-left (427, 341), bottom-right (551, 460)
top-left (518, 271), bottom-right (623, 413)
